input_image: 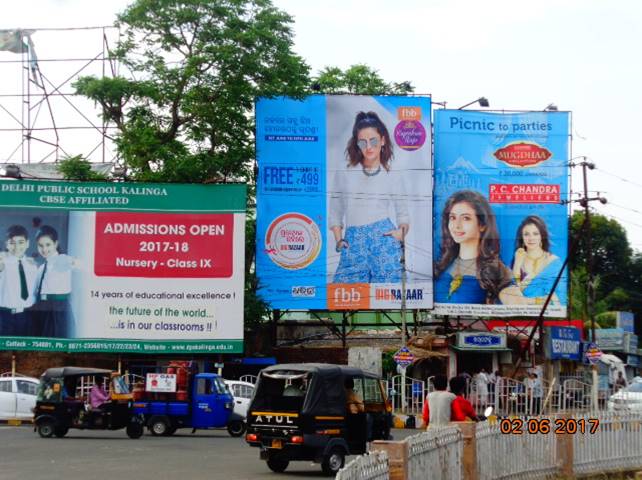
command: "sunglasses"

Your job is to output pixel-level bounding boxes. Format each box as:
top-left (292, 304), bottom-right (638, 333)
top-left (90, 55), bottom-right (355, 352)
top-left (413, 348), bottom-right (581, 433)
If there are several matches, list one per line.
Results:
top-left (357, 137), bottom-right (380, 150)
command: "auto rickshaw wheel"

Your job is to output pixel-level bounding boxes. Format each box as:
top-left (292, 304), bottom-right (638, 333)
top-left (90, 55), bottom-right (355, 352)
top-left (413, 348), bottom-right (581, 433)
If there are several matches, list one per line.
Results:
top-left (54, 426), bottom-right (69, 438)
top-left (37, 420), bottom-right (55, 438)
top-left (149, 416), bottom-right (169, 436)
top-left (321, 448), bottom-right (345, 476)
top-left (226, 419), bottom-right (246, 437)
top-left (266, 457), bottom-right (289, 473)
top-left (126, 422), bottom-right (144, 439)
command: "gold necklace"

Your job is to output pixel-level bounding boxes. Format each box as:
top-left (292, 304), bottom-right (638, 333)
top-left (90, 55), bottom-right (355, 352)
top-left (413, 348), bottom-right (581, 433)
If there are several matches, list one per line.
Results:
top-left (448, 257), bottom-right (476, 299)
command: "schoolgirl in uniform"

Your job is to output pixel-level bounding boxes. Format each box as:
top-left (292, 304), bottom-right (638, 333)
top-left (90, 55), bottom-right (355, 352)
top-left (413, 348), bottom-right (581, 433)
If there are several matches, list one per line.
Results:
top-left (32, 225), bottom-right (78, 338)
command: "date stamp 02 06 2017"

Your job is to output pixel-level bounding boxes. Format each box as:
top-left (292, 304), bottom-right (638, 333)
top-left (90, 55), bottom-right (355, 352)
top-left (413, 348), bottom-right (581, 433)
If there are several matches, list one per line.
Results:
top-left (500, 418), bottom-right (600, 435)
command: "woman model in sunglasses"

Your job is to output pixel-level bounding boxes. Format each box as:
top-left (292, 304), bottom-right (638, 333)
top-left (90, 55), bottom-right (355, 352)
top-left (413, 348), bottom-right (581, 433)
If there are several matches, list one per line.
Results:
top-left (328, 111), bottom-right (409, 283)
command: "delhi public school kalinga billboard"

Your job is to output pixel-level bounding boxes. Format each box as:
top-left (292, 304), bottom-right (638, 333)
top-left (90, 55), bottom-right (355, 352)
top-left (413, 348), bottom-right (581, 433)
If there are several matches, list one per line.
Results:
top-left (0, 180), bottom-right (245, 353)
top-left (256, 95), bottom-right (433, 310)
top-left (433, 110), bottom-right (570, 317)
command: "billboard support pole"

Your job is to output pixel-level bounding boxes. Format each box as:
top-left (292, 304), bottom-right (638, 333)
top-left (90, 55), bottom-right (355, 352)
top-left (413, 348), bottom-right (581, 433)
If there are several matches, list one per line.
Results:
top-left (401, 240), bottom-right (407, 347)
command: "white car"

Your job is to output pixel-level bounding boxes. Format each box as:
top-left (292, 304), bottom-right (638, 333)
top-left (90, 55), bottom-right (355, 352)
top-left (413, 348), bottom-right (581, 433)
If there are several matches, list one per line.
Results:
top-left (0, 376), bottom-right (40, 420)
top-left (224, 380), bottom-right (255, 418)
top-left (607, 380), bottom-right (642, 411)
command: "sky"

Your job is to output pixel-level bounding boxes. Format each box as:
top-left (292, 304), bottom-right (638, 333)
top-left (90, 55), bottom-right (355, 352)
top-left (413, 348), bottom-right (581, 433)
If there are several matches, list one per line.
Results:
top-left (1, 0), bottom-right (642, 249)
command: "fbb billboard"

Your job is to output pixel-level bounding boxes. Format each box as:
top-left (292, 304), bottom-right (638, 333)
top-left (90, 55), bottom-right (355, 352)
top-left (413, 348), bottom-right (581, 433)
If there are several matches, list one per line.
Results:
top-left (256, 95), bottom-right (433, 310)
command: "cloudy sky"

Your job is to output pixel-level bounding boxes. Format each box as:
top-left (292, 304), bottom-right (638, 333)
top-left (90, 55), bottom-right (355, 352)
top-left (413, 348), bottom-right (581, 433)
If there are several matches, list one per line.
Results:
top-left (2, 0), bottom-right (642, 248)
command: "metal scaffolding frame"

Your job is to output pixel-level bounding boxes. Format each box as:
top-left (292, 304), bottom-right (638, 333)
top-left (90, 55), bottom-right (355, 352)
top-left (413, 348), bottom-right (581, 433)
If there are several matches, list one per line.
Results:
top-left (0, 26), bottom-right (119, 166)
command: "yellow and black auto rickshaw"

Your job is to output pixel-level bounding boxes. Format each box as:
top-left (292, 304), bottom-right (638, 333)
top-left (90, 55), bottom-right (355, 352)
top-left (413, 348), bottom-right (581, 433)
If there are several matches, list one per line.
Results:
top-left (33, 366), bottom-right (144, 439)
top-left (245, 363), bottom-right (392, 476)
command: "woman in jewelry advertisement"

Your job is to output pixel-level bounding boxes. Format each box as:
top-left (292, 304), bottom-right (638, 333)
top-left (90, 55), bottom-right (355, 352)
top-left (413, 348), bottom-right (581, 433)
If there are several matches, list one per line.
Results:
top-left (512, 215), bottom-right (566, 305)
top-left (434, 189), bottom-right (521, 304)
top-left (328, 111), bottom-right (409, 283)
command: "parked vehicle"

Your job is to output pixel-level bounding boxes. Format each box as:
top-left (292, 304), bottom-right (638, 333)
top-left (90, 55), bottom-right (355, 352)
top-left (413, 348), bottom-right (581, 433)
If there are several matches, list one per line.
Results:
top-left (245, 363), bottom-right (392, 476)
top-left (607, 379), bottom-right (642, 411)
top-left (224, 379), bottom-right (255, 418)
top-left (33, 366), bottom-right (144, 439)
top-left (133, 361), bottom-right (245, 437)
top-left (0, 375), bottom-right (39, 421)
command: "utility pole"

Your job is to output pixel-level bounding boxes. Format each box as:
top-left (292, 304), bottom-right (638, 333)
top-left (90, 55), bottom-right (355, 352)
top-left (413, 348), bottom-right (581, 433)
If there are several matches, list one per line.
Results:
top-left (576, 158), bottom-right (607, 410)
top-left (581, 161), bottom-right (596, 344)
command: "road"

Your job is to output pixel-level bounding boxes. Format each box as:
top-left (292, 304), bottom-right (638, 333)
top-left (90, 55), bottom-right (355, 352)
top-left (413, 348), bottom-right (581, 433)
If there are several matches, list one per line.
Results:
top-left (0, 426), bottom-right (416, 480)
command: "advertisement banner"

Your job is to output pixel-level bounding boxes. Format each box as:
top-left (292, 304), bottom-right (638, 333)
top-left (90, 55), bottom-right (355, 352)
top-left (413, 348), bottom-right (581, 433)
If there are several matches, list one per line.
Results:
top-left (487, 319), bottom-right (584, 340)
top-left (595, 328), bottom-right (625, 351)
top-left (256, 95), bottom-right (433, 310)
top-left (434, 110), bottom-right (570, 317)
top-left (616, 311), bottom-right (635, 333)
top-left (0, 180), bottom-right (246, 353)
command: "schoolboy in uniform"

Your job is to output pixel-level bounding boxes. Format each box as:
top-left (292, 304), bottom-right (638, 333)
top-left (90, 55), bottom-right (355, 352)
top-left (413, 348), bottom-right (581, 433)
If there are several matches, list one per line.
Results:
top-left (0, 225), bottom-right (38, 336)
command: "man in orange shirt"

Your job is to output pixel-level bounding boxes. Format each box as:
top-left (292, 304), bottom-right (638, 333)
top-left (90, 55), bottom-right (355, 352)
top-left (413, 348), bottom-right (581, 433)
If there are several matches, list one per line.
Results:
top-left (449, 376), bottom-right (478, 422)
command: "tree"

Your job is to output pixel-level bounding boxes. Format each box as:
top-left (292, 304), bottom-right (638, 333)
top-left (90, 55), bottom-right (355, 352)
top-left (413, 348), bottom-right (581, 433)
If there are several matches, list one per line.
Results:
top-left (75, 0), bottom-right (310, 184)
top-left (312, 64), bottom-right (414, 95)
top-left (74, 0), bottom-right (311, 339)
top-left (58, 155), bottom-right (109, 181)
top-left (570, 211), bottom-right (632, 300)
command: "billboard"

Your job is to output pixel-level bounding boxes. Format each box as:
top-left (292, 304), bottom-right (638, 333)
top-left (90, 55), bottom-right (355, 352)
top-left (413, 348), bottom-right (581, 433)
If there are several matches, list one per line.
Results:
top-left (0, 180), bottom-right (246, 353)
top-left (256, 95), bottom-right (433, 310)
top-left (434, 110), bottom-right (570, 317)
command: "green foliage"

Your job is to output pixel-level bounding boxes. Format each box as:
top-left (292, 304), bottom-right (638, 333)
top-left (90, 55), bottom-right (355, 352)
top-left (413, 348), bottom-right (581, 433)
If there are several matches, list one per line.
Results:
top-left (75, 0), bottom-right (310, 183)
top-left (312, 64), bottom-right (414, 95)
top-left (57, 155), bottom-right (109, 181)
top-left (570, 211), bottom-right (632, 297)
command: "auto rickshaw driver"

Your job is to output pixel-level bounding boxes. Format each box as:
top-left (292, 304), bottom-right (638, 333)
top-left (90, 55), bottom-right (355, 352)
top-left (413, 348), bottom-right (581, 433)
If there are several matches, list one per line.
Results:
top-left (344, 377), bottom-right (364, 414)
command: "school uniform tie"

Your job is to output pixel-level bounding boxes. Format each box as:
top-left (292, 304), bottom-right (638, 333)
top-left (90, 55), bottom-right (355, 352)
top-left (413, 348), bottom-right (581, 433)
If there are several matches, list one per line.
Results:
top-left (18, 259), bottom-right (28, 300)
top-left (36, 261), bottom-right (47, 299)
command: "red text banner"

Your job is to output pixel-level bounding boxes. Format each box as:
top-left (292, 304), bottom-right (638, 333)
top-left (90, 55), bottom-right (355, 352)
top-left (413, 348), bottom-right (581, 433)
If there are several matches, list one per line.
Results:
top-left (94, 212), bottom-right (234, 278)
top-left (489, 184), bottom-right (561, 203)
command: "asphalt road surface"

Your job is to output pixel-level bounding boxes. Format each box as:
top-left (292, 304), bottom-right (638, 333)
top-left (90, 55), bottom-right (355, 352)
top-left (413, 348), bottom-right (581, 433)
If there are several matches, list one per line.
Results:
top-left (0, 426), bottom-right (416, 480)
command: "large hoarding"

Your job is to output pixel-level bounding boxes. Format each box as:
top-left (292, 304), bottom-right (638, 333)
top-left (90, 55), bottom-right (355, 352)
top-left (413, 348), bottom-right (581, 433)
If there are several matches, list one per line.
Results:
top-left (256, 95), bottom-right (433, 310)
top-left (0, 180), bottom-right (245, 353)
top-left (434, 110), bottom-right (570, 317)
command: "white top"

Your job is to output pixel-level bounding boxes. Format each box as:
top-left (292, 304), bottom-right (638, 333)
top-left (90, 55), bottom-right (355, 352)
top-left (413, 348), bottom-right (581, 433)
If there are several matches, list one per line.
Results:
top-left (328, 166), bottom-right (410, 228)
top-left (426, 390), bottom-right (456, 427)
top-left (35, 253), bottom-right (74, 296)
top-left (0, 254), bottom-right (38, 310)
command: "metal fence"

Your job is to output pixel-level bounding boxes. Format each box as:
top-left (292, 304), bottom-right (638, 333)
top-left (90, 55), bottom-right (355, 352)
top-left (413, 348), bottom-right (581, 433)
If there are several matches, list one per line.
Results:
top-left (407, 426), bottom-right (463, 480)
top-left (389, 375), bottom-right (429, 416)
top-left (338, 411), bottom-right (642, 480)
top-left (336, 451), bottom-right (389, 480)
top-left (476, 420), bottom-right (559, 480)
top-left (573, 411), bottom-right (642, 475)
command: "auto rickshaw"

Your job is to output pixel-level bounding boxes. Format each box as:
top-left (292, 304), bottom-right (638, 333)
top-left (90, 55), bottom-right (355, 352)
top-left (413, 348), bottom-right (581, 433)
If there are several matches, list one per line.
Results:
top-left (245, 364), bottom-right (392, 476)
top-left (33, 366), bottom-right (144, 439)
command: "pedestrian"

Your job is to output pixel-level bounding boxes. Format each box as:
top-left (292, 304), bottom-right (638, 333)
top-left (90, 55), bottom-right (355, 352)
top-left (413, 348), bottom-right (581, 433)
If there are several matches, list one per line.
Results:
top-left (422, 374), bottom-right (455, 429)
top-left (615, 372), bottom-right (627, 392)
top-left (474, 369), bottom-right (490, 409)
top-left (449, 376), bottom-right (478, 422)
top-left (531, 373), bottom-right (543, 415)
